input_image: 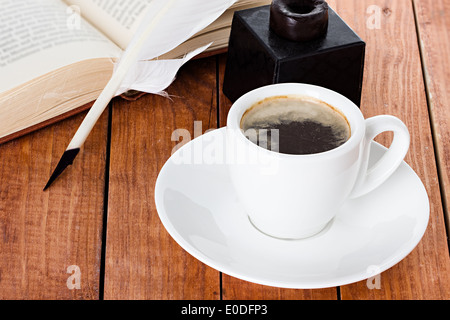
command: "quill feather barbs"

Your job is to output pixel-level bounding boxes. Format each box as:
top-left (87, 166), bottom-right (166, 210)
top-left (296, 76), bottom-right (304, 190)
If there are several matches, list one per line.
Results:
top-left (44, 0), bottom-right (237, 190)
top-left (115, 0), bottom-right (237, 95)
top-left (116, 43), bottom-right (212, 96)
top-left (64, 0), bottom-right (237, 149)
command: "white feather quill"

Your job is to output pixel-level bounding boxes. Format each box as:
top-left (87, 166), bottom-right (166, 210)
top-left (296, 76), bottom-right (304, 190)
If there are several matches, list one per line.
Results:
top-left (44, 0), bottom-right (237, 190)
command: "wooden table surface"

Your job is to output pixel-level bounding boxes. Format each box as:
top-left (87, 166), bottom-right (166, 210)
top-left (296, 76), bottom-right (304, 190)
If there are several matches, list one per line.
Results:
top-left (0, 0), bottom-right (449, 300)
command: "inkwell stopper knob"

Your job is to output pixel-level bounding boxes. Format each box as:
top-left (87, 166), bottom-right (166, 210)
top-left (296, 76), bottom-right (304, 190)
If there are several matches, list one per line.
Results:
top-left (270, 0), bottom-right (329, 42)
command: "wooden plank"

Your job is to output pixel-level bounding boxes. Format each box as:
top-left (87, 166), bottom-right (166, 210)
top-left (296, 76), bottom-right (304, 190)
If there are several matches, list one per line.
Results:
top-left (104, 57), bottom-right (220, 299)
top-left (218, 56), bottom-right (337, 300)
top-left (221, 274), bottom-right (338, 300)
top-left (325, 0), bottom-right (450, 299)
top-left (413, 0), bottom-right (450, 236)
top-left (0, 108), bottom-right (108, 299)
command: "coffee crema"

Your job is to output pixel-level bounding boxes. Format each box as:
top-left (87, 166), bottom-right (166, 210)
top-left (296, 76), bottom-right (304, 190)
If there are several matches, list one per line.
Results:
top-left (240, 95), bottom-right (351, 155)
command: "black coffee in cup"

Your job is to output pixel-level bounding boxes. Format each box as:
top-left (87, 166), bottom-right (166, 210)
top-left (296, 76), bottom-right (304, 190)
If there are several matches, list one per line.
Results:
top-left (240, 96), bottom-right (351, 155)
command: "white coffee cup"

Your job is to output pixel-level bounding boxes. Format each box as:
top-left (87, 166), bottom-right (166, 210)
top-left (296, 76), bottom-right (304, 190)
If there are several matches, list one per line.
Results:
top-left (226, 83), bottom-right (410, 239)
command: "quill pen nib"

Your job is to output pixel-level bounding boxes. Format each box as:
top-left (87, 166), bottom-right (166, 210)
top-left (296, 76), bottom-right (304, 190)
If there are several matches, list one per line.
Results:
top-left (43, 148), bottom-right (80, 191)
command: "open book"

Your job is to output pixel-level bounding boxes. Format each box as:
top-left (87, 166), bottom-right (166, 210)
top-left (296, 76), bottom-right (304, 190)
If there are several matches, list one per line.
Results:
top-left (0, 0), bottom-right (270, 143)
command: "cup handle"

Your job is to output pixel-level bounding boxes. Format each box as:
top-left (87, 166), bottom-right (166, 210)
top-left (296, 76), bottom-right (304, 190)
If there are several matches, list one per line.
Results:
top-left (349, 115), bottom-right (410, 199)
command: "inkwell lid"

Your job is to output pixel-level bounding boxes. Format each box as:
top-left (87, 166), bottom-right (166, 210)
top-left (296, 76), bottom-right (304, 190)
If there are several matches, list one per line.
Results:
top-left (270, 0), bottom-right (329, 42)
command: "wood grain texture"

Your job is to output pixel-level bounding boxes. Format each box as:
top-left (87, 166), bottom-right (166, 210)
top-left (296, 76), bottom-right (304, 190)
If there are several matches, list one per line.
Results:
top-left (104, 57), bottom-right (220, 299)
top-left (413, 0), bottom-right (450, 236)
top-left (325, 0), bottom-right (450, 299)
top-left (221, 275), bottom-right (338, 300)
top-left (0, 109), bottom-right (108, 299)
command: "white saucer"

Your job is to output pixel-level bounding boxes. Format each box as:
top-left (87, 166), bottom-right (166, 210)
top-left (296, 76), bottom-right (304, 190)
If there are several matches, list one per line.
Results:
top-left (154, 128), bottom-right (429, 289)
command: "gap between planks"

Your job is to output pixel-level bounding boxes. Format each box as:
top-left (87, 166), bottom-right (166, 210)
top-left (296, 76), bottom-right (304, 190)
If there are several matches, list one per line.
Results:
top-left (411, 0), bottom-right (450, 248)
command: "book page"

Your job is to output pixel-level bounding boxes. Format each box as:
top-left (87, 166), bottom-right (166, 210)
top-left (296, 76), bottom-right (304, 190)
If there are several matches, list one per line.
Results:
top-left (0, 0), bottom-right (122, 93)
top-left (64, 0), bottom-right (271, 50)
top-left (65, 0), bottom-right (153, 49)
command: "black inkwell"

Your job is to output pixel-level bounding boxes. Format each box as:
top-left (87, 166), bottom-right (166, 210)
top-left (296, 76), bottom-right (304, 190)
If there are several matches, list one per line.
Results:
top-left (223, 0), bottom-right (366, 107)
